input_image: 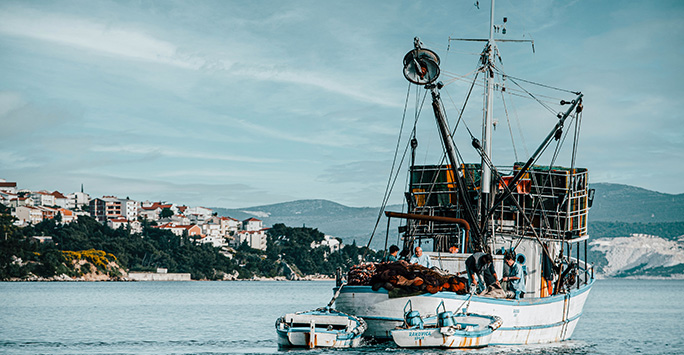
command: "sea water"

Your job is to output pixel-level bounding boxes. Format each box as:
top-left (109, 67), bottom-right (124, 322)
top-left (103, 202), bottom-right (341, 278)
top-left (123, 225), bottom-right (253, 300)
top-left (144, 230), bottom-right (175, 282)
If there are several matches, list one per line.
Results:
top-left (0, 279), bottom-right (682, 355)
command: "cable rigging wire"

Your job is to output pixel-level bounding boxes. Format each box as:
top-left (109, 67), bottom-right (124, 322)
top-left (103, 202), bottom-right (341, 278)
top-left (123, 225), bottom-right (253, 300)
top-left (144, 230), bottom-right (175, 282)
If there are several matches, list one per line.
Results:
top-left (499, 89), bottom-right (519, 162)
top-left (365, 83), bottom-right (411, 250)
top-left (501, 73), bottom-right (579, 95)
top-left (365, 84), bottom-right (429, 251)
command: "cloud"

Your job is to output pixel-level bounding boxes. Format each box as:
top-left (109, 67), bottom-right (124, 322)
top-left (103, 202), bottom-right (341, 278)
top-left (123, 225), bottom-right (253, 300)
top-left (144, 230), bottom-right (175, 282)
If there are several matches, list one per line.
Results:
top-left (0, 5), bottom-right (399, 108)
top-left (0, 8), bottom-right (206, 70)
top-left (0, 151), bottom-right (40, 169)
top-left (68, 173), bottom-right (293, 208)
top-left (90, 144), bottom-right (279, 164)
top-left (318, 160), bottom-right (395, 184)
top-left (0, 91), bottom-right (78, 140)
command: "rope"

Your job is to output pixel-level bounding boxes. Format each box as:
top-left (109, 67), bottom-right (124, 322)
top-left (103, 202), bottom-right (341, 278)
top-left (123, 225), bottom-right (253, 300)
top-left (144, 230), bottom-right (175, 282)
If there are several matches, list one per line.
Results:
top-left (365, 86), bottom-right (428, 252)
top-left (508, 76), bottom-right (557, 116)
top-left (456, 288), bottom-right (476, 314)
top-left (501, 73), bottom-right (579, 95)
top-left (500, 89), bottom-right (519, 162)
top-left (365, 83), bottom-right (412, 250)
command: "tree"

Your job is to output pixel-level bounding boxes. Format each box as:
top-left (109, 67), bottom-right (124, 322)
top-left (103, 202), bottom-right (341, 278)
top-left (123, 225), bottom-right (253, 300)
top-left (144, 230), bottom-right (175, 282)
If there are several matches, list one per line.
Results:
top-left (160, 208), bottom-right (174, 219)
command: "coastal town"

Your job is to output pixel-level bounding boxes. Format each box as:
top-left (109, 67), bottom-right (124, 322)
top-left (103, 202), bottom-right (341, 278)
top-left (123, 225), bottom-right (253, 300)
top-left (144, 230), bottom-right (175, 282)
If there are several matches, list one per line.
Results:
top-left (0, 178), bottom-right (339, 257)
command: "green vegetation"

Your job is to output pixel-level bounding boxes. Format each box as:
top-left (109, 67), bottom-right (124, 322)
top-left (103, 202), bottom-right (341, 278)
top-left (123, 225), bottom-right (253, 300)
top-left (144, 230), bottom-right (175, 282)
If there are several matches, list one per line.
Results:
top-left (160, 208), bottom-right (174, 219)
top-left (589, 221), bottom-right (684, 240)
top-left (266, 223), bottom-right (380, 277)
top-left (0, 204), bottom-right (380, 281)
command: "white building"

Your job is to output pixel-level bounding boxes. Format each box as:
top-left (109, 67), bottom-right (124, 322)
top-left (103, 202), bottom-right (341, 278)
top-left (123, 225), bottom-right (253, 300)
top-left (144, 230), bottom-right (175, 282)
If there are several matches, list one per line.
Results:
top-left (156, 223), bottom-right (202, 238)
top-left (56, 208), bottom-right (77, 224)
top-left (184, 206), bottom-right (214, 222)
top-left (0, 191), bottom-right (16, 206)
top-left (199, 234), bottom-right (225, 248)
top-left (119, 199), bottom-right (139, 220)
top-left (66, 191), bottom-right (90, 210)
top-left (311, 235), bottom-right (342, 253)
top-left (234, 230), bottom-right (268, 250)
top-left (30, 191), bottom-right (55, 207)
top-left (0, 180), bottom-right (17, 194)
top-left (160, 214), bottom-right (190, 225)
top-left (13, 206), bottom-right (43, 225)
top-left (139, 202), bottom-right (176, 221)
top-left (201, 220), bottom-right (222, 239)
top-left (205, 216), bottom-right (241, 237)
top-left (107, 218), bottom-right (142, 234)
top-left (242, 217), bottom-right (263, 231)
top-left (50, 191), bottom-right (69, 208)
top-left (9, 196), bottom-right (32, 208)
top-left (221, 216), bottom-right (241, 234)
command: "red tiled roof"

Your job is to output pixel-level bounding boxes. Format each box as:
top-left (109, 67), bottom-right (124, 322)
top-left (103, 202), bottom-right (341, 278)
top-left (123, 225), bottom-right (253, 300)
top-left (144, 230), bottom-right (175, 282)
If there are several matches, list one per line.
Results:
top-left (142, 202), bottom-right (173, 210)
top-left (51, 191), bottom-right (67, 199)
top-left (58, 208), bottom-right (74, 216)
top-left (244, 217), bottom-right (262, 222)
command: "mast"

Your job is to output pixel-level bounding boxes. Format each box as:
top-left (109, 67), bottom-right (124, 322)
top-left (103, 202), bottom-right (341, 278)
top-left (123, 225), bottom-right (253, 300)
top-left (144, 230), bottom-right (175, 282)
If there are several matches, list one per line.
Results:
top-left (429, 84), bottom-right (482, 245)
top-left (480, 0), bottom-right (496, 244)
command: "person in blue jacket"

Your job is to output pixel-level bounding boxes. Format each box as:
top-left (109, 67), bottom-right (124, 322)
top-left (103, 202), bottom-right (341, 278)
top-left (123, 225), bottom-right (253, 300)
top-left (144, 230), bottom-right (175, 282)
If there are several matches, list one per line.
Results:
top-left (382, 245), bottom-right (400, 262)
top-left (503, 253), bottom-right (526, 299)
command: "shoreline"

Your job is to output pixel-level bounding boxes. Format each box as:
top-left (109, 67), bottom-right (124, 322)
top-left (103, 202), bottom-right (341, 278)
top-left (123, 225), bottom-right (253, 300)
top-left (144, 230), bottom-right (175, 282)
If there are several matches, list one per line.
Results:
top-left (2, 274), bottom-right (336, 282)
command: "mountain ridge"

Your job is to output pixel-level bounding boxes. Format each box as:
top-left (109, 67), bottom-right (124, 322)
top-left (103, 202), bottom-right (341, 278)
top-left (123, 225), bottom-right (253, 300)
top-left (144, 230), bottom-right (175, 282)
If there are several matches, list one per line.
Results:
top-left (588, 183), bottom-right (684, 223)
top-left (212, 183), bottom-right (684, 242)
top-left (211, 183), bottom-right (684, 277)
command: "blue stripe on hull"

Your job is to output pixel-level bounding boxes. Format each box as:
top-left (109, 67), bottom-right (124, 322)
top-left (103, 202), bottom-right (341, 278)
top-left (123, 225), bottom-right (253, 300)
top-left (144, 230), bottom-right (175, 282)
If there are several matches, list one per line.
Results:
top-left (337, 279), bottom-right (593, 306)
top-left (336, 280), bottom-right (593, 344)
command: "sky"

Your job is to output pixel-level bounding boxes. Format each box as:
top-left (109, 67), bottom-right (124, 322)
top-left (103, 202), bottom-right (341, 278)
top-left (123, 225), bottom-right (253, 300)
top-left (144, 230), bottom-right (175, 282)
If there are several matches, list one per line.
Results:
top-left (1, 0), bottom-right (682, 209)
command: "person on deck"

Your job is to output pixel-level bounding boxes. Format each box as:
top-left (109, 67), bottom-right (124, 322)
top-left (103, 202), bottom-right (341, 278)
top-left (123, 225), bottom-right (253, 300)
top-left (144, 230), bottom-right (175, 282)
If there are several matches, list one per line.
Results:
top-left (503, 253), bottom-right (526, 299)
top-left (465, 252), bottom-right (493, 294)
top-left (383, 245), bottom-right (400, 262)
top-left (409, 246), bottom-right (432, 268)
top-left (479, 262), bottom-right (506, 297)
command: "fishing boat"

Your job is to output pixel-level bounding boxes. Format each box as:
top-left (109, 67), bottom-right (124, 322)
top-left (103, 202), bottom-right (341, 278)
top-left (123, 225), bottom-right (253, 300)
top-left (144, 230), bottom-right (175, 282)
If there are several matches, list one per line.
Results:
top-left (334, 0), bottom-right (595, 345)
top-left (391, 300), bottom-right (502, 348)
top-left (275, 306), bottom-right (367, 348)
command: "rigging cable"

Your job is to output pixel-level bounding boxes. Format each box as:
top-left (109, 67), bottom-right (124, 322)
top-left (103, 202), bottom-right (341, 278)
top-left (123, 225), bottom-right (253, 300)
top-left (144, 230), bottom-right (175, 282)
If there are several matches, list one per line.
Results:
top-left (499, 88), bottom-right (519, 162)
top-left (507, 76), bottom-right (558, 116)
top-left (365, 85), bottom-right (429, 252)
top-left (502, 73), bottom-right (579, 95)
top-left (572, 109), bottom-right (583, 170)
top-left (365, 82), bottom-right (412, 251)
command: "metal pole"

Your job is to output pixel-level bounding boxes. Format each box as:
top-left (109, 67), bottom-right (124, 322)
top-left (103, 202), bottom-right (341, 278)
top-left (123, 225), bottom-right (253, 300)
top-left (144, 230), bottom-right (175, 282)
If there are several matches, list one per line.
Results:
top-left (576, 241), bottom-right (580, 289)
top-left (584, 239), bottom-right (588, 285)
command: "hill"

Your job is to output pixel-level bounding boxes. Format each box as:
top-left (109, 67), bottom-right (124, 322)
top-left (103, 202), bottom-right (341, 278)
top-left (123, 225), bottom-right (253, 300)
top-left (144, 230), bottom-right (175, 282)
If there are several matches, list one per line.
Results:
top-left (212, 200), bottom-right (404, 249)
top-left (589, 183), bottom-right (684, 223)
top-left (212, 183), bottom-right (684, 278)
top-left (213, 183), bottom-right (684, 245)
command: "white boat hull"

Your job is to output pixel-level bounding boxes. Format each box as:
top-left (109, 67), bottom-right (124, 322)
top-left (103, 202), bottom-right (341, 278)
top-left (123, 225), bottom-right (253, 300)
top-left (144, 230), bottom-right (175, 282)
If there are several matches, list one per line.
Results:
top-left (335, 280), bottom-right (592, 345)
top-left (276, 329), bottom-right (362, 348)
top-left (391, 327), bottom-right (493, 348)
top-left (275, 308), bottom-right (366, 348)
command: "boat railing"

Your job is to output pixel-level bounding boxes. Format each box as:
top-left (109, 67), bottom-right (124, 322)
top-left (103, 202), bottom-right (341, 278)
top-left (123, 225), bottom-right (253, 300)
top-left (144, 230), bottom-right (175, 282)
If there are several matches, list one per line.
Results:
top-left (409, 164), bottom-right (592, 241)
top-left (568, 256), bottom-right (594, 290)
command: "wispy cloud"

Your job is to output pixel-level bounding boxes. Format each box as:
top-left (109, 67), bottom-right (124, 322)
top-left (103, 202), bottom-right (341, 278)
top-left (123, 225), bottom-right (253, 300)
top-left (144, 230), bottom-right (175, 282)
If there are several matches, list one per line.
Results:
top-left (0, 6), bottom-right (398, 108)
top-left (90, 145), bottom-right (279, 164)
top-left (0, 8), bottom-right (206, 70)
